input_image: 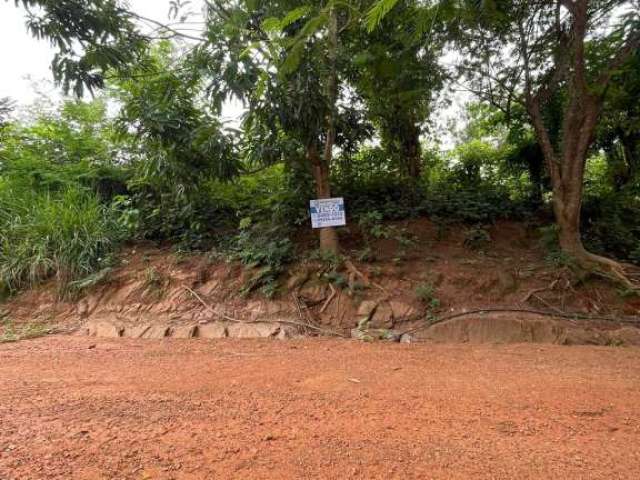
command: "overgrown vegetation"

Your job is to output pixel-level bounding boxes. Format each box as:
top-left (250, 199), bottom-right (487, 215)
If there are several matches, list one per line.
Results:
top-left (1, 0), bottom-right (639, 300)
top-left (228, 220), bottom-right (295, 298)
top-left (0, 313), bottom-right (51, 343)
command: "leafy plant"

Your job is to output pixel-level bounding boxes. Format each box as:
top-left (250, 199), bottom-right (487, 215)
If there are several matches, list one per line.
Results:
top-left (357, 210), bottom-right (416, 261)
top-left (228, 220), bottom-right (294, 298)
top-left (358, 211), bottom-right (390, 242)
top-left (140, 266), bottom-right (166, 300)
top-left (415, 281), bottom-right (440, 311)
top-left (0, 186), bottom-right (125, 297)
top-left (309, 249), bottom-right (345, 271)
top-left (66, 267), bottom-right (114, 298)
top-left (464, 227), bottom-right (491, 250)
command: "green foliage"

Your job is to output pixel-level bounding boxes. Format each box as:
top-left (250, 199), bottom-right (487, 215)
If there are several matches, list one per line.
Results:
top-left (309, 248), bottom-right (345, 272)
top-left (463, 226), bottom-right (491, 250)
top-left (358, 211), bottom-right (388, 242)
top-left (0, 186), bottom-right (124, 296)
top-left (0, 98), bottom-right (130, 199)
top-left (583, 190), bottom-right (640, 265)
top-left (112, 43), bottom-right (239, 249)
top-left (423, 185), bottom-right (526, 224)
top-left (66, 267), bottom-right (114, 298)
top-left (366, 0), bottom-right (400, 32)
top-left (140, 266), bottom-right (166, 300)
top-left (3, 0), bottom-right (640, 297)
top-left (228, 220), bottom-right (295, 298)
top-left (12, 0), bottom-right (147, 96)
top-left (415, 282), bottom-right (440, 311)
top-left (356, 210), bottom-right (416, 261)
top-left (0, 320), bottom-right (50, 344)
top-left (351, 1), bottom-right (445, 179)
top-left (538, 225), bottom-right (577, 269)
top-left (0, 97), bottom-right (129, 297)
top-left (334, 147), bottom-right (425, 220)
top-left (206, 165), bottom-right (311, 228)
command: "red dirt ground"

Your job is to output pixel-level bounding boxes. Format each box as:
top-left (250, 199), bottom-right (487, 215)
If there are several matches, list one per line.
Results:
top-left (1, 337), bottom-right (640, 479)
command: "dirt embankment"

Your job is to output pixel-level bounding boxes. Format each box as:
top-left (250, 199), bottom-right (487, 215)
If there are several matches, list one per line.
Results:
top-left (3, 219), bottom-right (640, 345)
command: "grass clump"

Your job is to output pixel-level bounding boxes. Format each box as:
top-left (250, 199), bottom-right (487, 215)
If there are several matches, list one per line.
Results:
top-left (0, 185), bottom-right (124, 297)
top-left (0, 319), bottom-right (51, 343)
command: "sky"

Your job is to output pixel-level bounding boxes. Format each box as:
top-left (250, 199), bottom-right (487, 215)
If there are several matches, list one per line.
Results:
top-left (0, 1), bottom-right (58, 103)
top-left (0, 0), bottom-right (206, 104)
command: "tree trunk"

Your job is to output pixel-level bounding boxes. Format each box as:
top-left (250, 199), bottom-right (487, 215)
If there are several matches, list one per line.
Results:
top-left (519, 1), bottom-right (638, 286)
top-left (537, 101), bottom-right (635, 286)
top-left (515, 0), bottom-right (639, 287)
top-left (552, 184), bottom-right (585, 257)
top-left (620, 130), bottom-right (639, 188)
top-left (403, 122), bottom-right (422, 179)
top-left (308, 143), bottom-right (339, 253)
top-left (307, 4), bottom-right (340, 254)
top-left (549, 152), bottom-right (634, 286)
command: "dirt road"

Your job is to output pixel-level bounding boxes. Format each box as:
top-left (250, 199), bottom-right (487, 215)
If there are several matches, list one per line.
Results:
top-left (1, 337), bottom-right (640, 479)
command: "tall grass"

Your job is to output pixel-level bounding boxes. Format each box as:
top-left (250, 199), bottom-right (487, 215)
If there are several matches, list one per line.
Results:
top-left (0, 182), bottom-right (124, 296)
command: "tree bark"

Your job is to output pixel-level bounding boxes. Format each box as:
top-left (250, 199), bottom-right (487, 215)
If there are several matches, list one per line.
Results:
top-left (403, 121), bottom-right (422, 179)
top-left (619, 130), bottom-right (639, 188)
top-left (308, 4), bottom-right (340, 254)
top-left (308, 142), bottom-right (339, 253)
top-left (520, 0), bottom-right (638, 287)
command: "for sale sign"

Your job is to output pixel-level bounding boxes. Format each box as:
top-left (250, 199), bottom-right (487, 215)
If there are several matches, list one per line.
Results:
top-left (310, 197), bottom-right (346, 229)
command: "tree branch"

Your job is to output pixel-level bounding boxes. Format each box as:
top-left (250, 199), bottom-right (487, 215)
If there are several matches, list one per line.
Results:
top-left (123, 10), bottom-right (205, 42)
top-left (595, 30), bottom-right (640, 89)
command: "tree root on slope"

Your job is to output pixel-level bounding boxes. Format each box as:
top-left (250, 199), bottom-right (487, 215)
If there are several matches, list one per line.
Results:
top-left (399, 307), bottom-right (640, 337)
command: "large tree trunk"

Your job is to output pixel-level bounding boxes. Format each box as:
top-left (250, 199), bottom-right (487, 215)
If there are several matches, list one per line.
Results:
top-left (518, 0), bottom-right (638, 288)
top-left (403, 121), bottom-right (422, 179)
top-left (552, 180), bottom-right (586, 257)
top-left (530, 93), bottom-right (634, 286)
top-left (308, 143), bottom-right (339, 253)
top-left (546, 144), bottom-right (635, 286)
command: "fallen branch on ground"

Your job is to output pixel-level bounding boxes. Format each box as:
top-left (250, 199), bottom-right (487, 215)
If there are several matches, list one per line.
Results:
top-left (531, 294), bottom-right (566, 316)
top-left (400, 307), bottom-right (640, 336)
top-left (184, 286), bottom-right (347, 338)
top-left (521, 279), bottom-right (560, 303)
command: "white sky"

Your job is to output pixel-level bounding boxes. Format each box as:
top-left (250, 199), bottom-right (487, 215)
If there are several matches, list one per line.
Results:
top-left (0, 0), bottom-right (206, 104)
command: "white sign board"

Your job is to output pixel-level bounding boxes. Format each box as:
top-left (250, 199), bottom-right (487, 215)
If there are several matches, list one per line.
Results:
top-left (310, 197), bottom-right (346, 229)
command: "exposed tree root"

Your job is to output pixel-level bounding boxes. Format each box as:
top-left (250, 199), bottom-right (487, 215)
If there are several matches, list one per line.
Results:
top-left (575, 251), bottom-right (639, 291)
top-left (184, 286), bottom-right (347, 338)
top-left (320, 284), bottom-right (337, 313)
top-left (521, 279), bottom-right (560, 303)
top-left (400, 307), bottom-right (640, 337)
top-left (344, 259), bottom-right (370, 288)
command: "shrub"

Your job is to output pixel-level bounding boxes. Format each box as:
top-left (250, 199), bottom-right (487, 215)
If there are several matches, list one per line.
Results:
top-left (582, 190), bottom-right (640, 265)
top-left (415, 282), bottom-right (440, 310)
top-left (227, 219), bottom-right (295, 298)
top-left (422, 185), bottom-right (528, 224)
top-left (463, 226), bottom-right (492, 250)
top-left (0, 186), bottom-right (125, 296)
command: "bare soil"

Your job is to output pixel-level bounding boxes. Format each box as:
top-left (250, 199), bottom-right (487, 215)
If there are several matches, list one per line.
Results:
top-left (4, 220), bottom-right (639, 344)
top-left (1, 336), bottom-right (640, 479)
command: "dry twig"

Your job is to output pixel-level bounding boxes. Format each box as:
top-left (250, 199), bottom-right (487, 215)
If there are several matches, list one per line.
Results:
top-left (184, 286), bottom-right (347, 337)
